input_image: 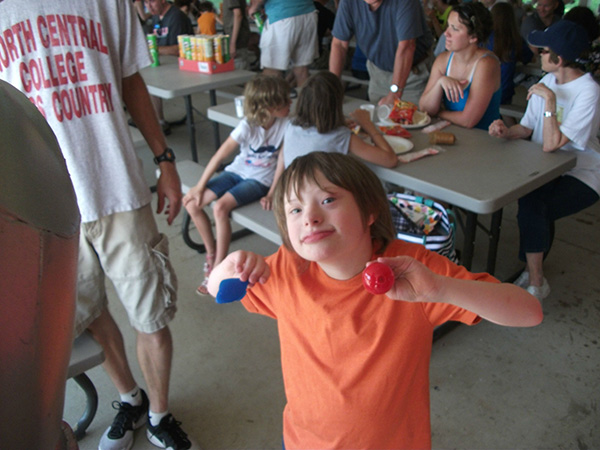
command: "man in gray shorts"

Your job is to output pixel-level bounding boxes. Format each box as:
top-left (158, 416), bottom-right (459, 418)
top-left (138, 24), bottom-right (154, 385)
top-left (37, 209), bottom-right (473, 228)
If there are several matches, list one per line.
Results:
top-left (249, 0), bottom-right (318, 86)
top-left (0, 1), bottom-right (193, 449)
top-left (329, 0), bottom-right (433, 106)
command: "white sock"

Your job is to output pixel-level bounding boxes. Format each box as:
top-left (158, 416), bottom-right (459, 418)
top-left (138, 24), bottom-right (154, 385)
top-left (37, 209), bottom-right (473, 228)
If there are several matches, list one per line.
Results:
top-left (120, 386), bottom-right (142, 406)
top-left (149, 410), bottom-right (169, 427)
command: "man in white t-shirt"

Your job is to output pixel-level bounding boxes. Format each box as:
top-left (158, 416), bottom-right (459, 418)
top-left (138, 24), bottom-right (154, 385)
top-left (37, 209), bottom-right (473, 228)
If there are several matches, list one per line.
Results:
top-left (489, 20), bottom-right (600, 302)
top-left (0, 1), bottom-right (195, 449)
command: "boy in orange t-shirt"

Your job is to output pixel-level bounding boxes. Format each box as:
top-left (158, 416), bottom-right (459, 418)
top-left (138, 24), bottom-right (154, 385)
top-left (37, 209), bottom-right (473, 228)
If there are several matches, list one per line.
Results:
top-left (208, 152), bottom-right (543, 449)
top-left (197, 1), bottom-right (222, 34)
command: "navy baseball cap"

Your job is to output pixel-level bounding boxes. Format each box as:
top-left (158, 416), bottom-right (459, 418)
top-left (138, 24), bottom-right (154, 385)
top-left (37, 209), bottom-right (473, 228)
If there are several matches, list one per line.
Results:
top-left (528, 20), bottom-right (590, 61)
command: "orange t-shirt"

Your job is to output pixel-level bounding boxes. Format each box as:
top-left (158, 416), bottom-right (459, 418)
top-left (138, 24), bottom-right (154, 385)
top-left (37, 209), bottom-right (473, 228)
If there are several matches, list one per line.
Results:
top-left (197, 11), bottom-right (216, 35)
top-left (242, 240), bottom-right (495, 449)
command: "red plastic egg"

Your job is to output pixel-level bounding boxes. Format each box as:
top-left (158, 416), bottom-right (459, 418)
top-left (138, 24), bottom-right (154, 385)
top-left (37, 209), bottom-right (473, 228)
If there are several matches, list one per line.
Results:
top-left (362, 262), bottom-right (395, 295)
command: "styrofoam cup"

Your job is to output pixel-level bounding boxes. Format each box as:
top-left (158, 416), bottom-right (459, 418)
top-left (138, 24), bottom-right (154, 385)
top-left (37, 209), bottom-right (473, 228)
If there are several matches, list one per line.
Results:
top-left (360, 104), bottom-right (375, 121)
top-left (234, 96), bottom-right (245, 118)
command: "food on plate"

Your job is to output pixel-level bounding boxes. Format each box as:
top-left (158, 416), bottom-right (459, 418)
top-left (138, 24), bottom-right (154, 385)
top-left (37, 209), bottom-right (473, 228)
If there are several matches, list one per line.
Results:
top-left (386, 100), bottom-right (430, 126)
top-left (378, 125), bottom-right (412, 138)
top-left (388, 100), bottom-right (417, 124)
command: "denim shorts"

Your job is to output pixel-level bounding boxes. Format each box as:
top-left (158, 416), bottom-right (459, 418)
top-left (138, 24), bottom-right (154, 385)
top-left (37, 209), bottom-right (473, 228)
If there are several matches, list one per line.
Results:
top-left (207, 171), bottom-right (269, 206)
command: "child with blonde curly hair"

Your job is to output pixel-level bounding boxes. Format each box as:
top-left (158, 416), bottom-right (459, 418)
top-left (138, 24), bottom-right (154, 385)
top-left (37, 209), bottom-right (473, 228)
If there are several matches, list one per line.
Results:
top-left (183, 75), bottom-right (291, 294)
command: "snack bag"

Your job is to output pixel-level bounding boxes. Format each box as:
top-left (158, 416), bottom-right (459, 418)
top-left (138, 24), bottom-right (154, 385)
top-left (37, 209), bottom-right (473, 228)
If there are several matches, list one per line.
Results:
top-left (388, 100), bottom-right (417, 125)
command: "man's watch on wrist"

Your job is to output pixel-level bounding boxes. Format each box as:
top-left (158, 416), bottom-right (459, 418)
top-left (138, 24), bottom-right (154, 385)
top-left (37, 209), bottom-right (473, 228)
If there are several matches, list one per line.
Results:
top-left (543, 111), bottom-right (556, 118)
top-left (153, 147), bottom-right (176, 165)
top-left (390, 84), bottom-right (403, 96)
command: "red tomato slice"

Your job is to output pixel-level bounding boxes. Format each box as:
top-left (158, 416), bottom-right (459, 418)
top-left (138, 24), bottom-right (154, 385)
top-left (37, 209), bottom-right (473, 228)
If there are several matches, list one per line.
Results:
top-left (378, 126), bottom-right (412, 138)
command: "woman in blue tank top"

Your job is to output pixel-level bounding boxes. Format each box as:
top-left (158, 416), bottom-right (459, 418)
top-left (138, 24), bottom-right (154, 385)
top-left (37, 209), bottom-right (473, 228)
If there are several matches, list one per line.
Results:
top-left (419, 3), bottom-right (501, 130)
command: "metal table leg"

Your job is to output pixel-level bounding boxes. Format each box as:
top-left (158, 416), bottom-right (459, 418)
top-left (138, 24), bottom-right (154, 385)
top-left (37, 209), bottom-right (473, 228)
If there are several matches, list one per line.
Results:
top-left (183, 95), bottom-right (198, 162)
top-left (209, 89), bottom-right (221, 150)
top-left (461, 211), bottom-right (478, 271)
top-left (486, 209), bottom-right (503, 275)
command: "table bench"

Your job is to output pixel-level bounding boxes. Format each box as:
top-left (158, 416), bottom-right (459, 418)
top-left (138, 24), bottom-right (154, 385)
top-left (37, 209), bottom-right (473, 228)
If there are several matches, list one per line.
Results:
top-left (67, 331), bottom-right (105, 440)
top-left (169, 160), bottom-right (282, 253)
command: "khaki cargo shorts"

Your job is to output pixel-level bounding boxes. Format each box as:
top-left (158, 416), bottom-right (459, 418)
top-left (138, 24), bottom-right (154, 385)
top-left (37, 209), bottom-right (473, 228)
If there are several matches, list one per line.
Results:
top-left (74, 204), bottom-right (177, 336)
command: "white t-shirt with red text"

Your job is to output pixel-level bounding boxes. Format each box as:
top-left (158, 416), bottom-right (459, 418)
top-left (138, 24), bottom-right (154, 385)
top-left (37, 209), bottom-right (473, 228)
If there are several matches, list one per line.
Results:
top-left (0, 0), bottom-right (152, 222)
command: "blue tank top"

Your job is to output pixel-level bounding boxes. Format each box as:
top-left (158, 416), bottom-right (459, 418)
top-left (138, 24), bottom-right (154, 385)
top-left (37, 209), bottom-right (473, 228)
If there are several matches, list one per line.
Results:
top-left (442, 52), bottom-right (501, 130)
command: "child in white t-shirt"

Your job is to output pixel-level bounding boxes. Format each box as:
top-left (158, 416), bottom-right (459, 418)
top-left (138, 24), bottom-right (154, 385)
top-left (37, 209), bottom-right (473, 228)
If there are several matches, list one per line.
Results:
top-left (260, 71), bottom-right (398, 209)
top-left (183, 75), bottom-right (291, 294)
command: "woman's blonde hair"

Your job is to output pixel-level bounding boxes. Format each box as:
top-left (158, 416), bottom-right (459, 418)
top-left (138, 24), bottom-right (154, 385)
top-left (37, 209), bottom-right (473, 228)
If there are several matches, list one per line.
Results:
top-left (243, 75), bottom-right (290, 127)
top-left (292, 71), bottom-right (346, 133)
top-left (273, 152), bottom-right (395, 254)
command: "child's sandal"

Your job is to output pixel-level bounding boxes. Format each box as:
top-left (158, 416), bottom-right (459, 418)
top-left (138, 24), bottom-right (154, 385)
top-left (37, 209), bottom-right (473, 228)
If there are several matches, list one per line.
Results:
top-left (195, 254), bottom-right (215, 296)
top-left (196, 278), bottom-right (210, 296)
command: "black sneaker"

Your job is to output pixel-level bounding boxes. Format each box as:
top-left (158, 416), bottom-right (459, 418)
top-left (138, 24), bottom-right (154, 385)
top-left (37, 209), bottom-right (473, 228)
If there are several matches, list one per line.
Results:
top-left (98, 389), bottom-right (149, 450)
top-left (146, 414), bottom-right (192, 449)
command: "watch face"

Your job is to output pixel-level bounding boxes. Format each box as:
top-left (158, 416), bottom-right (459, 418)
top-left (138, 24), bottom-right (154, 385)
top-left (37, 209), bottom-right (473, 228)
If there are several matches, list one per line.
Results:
top-left (154, 148), bottom-right (176, 164)
top-left (390, 84), bottom-right (399, 93)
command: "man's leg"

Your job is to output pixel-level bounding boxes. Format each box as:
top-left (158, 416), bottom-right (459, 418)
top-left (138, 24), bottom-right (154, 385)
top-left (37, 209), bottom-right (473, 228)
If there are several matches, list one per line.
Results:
top-left (289, 12), bottom-right (317, 88)
top-left (87, 308), bottom-right (137, 394)
top-left (137, 326), bottom-right (173, 413)
top-left (88, 206), bottom-right (190, 448)
top-left (291, 65), bottom-right (309, 87)
top-left (262, 67), bottom-right (283, 77)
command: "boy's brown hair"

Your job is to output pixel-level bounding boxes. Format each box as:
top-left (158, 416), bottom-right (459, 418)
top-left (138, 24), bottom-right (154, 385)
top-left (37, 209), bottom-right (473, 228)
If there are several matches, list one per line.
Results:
top-left (292, 71), bottom-right (346, 134)
top-left (243, 75), bottom-right (290, 127)
top-left (273, 152), bottom-right (395, 253)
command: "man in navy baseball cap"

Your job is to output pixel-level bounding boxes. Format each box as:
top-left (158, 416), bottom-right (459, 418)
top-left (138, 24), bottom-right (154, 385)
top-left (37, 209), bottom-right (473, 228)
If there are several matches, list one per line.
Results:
top-left (527, 19), bottom-right (590, 62)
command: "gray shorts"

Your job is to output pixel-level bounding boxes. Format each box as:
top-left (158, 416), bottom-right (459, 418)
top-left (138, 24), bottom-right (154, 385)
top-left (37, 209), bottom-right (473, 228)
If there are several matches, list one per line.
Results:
top-left (366, 60), bottom-right (430, 105)
top-left (74, 204), bottom-right (177, 336)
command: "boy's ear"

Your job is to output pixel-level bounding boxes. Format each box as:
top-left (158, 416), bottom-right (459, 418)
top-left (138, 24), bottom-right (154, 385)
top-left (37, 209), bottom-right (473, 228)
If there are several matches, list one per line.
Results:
top-left (367, 213), bottom-right (375, 227)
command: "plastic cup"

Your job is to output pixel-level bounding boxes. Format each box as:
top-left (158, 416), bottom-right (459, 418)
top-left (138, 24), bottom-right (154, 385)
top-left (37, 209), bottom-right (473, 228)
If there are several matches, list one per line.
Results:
top-left (377, 104), bottom-right (392, 122)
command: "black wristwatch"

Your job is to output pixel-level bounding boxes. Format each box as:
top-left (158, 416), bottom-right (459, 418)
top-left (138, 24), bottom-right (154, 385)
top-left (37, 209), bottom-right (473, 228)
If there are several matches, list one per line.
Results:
top-left (153, 147), bottom-right (176, 165)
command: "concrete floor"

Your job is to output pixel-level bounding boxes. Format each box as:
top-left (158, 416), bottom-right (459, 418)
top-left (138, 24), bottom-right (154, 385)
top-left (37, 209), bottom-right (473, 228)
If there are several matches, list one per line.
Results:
top-left (63, 87), bottom-right (600, 449)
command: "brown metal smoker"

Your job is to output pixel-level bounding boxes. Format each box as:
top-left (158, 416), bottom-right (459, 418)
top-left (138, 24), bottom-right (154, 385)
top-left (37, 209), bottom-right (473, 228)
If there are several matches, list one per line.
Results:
top-left (0, 80), bottom-right (80, 449)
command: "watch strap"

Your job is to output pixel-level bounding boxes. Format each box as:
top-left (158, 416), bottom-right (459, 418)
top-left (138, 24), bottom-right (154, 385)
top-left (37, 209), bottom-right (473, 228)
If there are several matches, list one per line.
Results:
top-left (153, 147), bottom-right (176, 165)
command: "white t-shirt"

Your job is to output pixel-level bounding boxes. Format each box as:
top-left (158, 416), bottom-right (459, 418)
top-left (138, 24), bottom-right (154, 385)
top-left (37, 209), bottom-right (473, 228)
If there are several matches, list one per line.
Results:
top-left (520, 72), bottom-right (600, 195)
top-left (283, 123), bottom-right (352, 168)
top-left (226, 117), bottom-right (288, 186)
top-left (0, 0), bottom-right (152, 222)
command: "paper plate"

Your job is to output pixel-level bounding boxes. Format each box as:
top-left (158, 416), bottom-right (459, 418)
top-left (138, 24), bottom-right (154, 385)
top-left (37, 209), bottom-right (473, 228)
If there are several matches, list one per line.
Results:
top-left (383, 135), bottom-right (414, 155)
top-left (378, 110), bottom-right (431, 129)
